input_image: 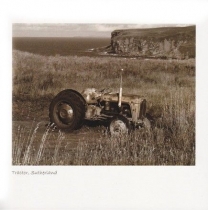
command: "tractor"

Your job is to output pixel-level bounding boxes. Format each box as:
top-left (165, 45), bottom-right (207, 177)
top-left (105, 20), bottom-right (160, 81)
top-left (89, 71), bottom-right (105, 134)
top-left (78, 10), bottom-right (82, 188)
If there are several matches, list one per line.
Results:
top-left (49, 69), bottom-right (151, 136)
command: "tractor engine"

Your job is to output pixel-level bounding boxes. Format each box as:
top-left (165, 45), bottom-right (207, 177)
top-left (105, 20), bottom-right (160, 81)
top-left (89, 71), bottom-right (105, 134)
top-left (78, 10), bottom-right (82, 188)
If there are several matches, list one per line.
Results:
top-left (81, 88), bottom-right (102, 120)
top-left (81, 88), bottom-right (101, 104)
top-left (85, 105), bottom-right (102, 119)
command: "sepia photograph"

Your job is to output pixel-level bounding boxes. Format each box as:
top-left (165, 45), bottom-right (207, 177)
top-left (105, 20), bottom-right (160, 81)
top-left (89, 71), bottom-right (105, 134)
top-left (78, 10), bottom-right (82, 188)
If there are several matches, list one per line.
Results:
top-left (12, 23), bottom-right (195, 165)
top-left (1, 0), bottom-right (208, 209)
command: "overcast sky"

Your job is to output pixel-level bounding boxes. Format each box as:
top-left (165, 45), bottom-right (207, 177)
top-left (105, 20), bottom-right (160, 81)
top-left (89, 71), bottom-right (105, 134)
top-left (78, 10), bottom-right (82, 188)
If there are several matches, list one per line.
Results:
top-left (12, 23), bottom-right (190, 37)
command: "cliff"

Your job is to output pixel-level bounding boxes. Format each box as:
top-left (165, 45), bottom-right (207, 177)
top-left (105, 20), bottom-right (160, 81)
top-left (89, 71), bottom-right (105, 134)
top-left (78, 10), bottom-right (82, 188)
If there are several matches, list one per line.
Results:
top-left (109, 26), bottom-right (195, 59)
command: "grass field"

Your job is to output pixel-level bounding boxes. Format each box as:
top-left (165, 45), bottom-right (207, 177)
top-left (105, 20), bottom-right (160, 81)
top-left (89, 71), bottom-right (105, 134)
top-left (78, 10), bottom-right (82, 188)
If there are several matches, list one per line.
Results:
top-left (12, 50), bottom-right (195, 165)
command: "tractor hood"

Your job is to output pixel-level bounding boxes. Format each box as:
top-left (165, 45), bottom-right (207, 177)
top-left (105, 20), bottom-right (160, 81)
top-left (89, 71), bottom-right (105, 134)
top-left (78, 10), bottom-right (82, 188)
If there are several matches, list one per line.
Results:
top-left (101, 93), bottom-right (145, 104)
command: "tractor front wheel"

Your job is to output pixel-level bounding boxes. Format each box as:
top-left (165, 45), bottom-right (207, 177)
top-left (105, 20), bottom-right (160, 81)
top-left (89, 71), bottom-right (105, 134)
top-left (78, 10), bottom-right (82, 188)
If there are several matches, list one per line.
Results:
top-left (109, 115), bottom-right (130, 137)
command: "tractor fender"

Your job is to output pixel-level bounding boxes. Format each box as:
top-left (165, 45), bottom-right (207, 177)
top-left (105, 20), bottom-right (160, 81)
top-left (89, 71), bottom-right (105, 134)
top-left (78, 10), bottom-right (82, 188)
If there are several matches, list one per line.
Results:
top-left (56, 89), bottom-right (88, 112)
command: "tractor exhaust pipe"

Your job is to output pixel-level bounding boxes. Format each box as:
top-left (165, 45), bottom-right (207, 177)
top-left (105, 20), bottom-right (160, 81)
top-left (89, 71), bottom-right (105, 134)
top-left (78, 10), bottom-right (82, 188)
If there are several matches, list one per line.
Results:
top-left (118, 69), bottom-right (123, 107)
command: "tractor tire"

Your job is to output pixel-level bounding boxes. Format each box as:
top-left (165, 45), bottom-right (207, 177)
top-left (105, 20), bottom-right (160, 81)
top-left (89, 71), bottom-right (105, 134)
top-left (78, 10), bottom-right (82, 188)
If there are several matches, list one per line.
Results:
top-left (49, 89), bottom-right (86, 131)
top-left (109, 115), bottom-right (130, 137)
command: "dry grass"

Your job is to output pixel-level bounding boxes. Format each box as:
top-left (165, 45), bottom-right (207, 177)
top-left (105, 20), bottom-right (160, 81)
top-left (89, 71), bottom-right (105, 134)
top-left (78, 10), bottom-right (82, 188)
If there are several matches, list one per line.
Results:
top-left (12, 50), bottom-right (195, 165)
top-left (12, 122), bottom-right (194, 165)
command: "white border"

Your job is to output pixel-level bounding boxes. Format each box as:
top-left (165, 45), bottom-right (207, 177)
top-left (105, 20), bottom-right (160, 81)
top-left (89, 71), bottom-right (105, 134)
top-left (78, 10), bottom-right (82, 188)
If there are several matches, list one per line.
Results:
top-left (1, 0), bottom-right (208, 209)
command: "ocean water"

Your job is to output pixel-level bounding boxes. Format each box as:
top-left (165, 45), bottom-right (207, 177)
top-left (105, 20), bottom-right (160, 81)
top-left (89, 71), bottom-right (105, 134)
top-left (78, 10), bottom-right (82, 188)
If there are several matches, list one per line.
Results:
top-left (12, 37), bottom-right (110, 57)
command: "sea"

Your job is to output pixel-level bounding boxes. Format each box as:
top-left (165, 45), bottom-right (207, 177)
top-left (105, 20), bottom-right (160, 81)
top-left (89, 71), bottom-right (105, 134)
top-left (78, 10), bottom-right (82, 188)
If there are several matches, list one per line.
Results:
top-left (12, 37), bottom-right (111, 57)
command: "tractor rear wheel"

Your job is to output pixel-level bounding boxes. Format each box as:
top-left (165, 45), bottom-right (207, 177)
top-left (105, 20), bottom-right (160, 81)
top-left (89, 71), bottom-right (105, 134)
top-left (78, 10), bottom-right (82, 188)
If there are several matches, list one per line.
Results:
top-left (49, 89), bottom-right (86, 131)
top-left (109, 115), bottom-right (130, 137)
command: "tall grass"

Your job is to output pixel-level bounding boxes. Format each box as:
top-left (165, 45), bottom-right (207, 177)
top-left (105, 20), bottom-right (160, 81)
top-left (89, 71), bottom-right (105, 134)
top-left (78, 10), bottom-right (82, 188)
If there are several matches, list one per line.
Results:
top-left (13, 121), bottom-right (194, 165)
top-left (12, 50), bottom-right (195, 165)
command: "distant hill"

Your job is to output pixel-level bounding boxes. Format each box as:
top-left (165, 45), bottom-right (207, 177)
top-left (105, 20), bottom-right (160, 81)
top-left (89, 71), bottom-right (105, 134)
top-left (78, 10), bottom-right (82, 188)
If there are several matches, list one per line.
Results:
top-left (107, 26), bottom-right (195, 59)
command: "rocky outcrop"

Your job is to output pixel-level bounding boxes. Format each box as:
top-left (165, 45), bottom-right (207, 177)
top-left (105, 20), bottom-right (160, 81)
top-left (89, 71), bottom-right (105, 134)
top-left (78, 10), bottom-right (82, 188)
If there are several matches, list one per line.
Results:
top-left (110, 26), bottom-right (195, 59)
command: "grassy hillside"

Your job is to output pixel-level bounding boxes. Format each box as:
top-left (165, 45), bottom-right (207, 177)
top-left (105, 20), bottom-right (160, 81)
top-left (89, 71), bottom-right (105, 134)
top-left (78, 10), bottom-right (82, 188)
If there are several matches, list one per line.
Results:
top-left (12, 50), bottom-right (195, 165)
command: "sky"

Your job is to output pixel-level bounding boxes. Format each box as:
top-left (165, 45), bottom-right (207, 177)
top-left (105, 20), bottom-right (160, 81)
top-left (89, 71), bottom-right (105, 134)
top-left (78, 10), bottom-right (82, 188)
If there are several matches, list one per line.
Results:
top-left (12, 23), bottom-right (190, 37)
